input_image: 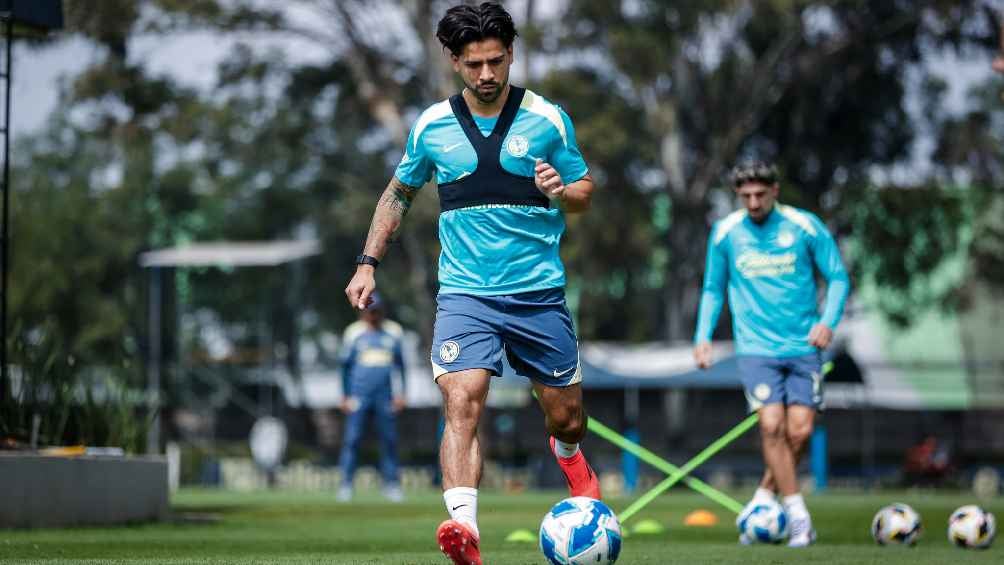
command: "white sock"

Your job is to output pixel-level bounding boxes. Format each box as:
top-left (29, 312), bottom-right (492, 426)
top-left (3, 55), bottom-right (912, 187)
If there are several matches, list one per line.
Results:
top-left (444, 487), bottom-right (479, 538)
top-left (782, 493), bottom-right (810, 521)
top-left (552, 438), bottom-right (580, 459)
top-left (752, 487), bottom-right (776, 504)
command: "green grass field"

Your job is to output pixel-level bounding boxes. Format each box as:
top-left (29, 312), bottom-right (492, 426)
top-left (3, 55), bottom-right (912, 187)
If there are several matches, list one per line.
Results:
top-left (0, 488), bottom-right (999, 564)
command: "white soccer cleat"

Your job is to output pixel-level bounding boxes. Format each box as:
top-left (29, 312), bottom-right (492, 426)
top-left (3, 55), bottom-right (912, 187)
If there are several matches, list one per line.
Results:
top-left (787, 517), bottom-right (817, 547)
top-left (382, 485), bottom-right (404, 503)
top-left (736, 492), bottom-right (773, 526)
top-left (336, 485), bottom-right (353, 502)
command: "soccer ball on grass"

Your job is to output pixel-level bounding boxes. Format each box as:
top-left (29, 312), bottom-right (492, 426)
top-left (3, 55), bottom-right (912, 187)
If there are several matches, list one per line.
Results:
top-left (871, 503), bottom-right (922, 546)
top-left (539, 496), bottom-right (622, 564)
top-left (737, 500), bottom-right (789, 544)
top-left (948, 505), bottom-right (996, 549)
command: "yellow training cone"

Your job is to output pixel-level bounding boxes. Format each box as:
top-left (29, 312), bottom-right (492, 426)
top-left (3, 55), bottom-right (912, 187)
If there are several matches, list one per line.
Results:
top-left (683, 509), bottom-right (719, 527)
top-left (631, 519), bottom-right (666, 534)
top-left (504, 529), bottom-right (537, 543)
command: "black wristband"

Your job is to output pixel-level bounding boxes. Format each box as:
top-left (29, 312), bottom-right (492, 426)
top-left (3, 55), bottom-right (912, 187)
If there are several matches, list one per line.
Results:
top-left (355, 254), bottom-right (380, 268)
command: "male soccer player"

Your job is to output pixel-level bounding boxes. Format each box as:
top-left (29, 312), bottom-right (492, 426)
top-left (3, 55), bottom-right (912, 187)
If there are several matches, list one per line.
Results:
top-left (693, 161), bottom-right (850, 548)
top-left (344, 3), bottom-right (600, 564)
top-left (335, 292), bottom-right (406, 503)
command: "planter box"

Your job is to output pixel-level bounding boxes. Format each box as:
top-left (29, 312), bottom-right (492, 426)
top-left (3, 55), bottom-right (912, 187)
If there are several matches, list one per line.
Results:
top-left (0, 453), bottom-right (168, 528)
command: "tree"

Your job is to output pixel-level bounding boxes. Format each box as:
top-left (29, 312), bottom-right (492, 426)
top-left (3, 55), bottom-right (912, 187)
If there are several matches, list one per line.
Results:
top-left (547, 0), bottom-right (995, 341)
top-left (7, 0), bottom-right (1004, 436)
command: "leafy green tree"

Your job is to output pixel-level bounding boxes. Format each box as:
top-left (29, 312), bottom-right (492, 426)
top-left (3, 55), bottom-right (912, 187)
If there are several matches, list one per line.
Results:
top-left (547, 0), bottom-right (995, 340)
top-left (6, 1), bottom-right (1004, 451)
top-left (4, 0), bottom-right (231, 443)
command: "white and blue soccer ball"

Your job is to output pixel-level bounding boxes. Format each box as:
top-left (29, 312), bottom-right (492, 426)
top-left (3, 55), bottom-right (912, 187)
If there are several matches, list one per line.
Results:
top-left (871, 503), bottom-right (922, 546)
top-left (539, 496), bottom-right (622, 564)
top-left (948, 505), bottom-right (996, 549)
top-left (737, 500), bottom-right (789, 544)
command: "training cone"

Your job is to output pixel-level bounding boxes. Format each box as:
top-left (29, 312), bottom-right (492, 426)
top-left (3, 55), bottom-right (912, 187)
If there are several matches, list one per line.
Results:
top-left (631, 519), bottom-right (666, 535)
top-left (504, 529), bottom-right (537, 543)
top-left (683, 509), bottom-right (719, 527)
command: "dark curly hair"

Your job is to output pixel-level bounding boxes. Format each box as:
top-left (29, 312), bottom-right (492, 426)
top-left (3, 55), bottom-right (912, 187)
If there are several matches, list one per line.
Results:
top-left (729, 160), bottom-right (779, 188)
top-left (436, 2), bottom-right (518, 57)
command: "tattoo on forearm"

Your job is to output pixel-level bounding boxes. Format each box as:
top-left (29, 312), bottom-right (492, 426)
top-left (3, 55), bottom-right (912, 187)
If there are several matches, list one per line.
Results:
top-left (380, 178), bottom-right (418, 216)
top-left (363, 178), bottom-right (420, 258)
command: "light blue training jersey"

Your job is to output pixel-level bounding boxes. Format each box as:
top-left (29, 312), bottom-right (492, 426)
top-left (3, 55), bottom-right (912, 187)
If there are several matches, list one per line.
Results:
top-left (394, 89), bottom-right (588, 295)
top-left (694, 204), bottom-right (851, 357)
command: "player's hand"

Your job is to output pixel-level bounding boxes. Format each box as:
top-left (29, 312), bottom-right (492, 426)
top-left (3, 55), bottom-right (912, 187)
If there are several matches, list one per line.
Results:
top-left (994, 56), bottom-right (1004, 74)
top-left (694, 341), bottom-right (713, 370)
top-left (340, 396), bottom-right (358, 414)
top-left (345, 265), bottom-right (377, 310)
top-left (392, 396), bottom-right (406, 413)
top-left (535, 159), bottom-right (565, 199)
top-left (808, 323), bottom-right (833, 349)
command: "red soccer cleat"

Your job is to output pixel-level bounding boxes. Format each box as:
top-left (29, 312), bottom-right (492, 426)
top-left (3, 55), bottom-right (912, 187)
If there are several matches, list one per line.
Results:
top-left (550, 437), bottom-right (602, 500)
top-left (436, 519), bottom-right (482, 565)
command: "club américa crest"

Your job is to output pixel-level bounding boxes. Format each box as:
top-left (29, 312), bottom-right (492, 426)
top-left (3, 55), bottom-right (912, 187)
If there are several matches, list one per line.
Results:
top-left (505, 134), bottom-right (529, 158)
top-left (440, 340), bottom-right (461, 363)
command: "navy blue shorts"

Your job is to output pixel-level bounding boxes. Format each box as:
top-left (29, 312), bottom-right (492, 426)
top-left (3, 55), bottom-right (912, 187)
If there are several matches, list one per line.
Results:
top-left (430, 288), bottom-right (581, 387)
top-left (737, 353), bottom-right (823, 411)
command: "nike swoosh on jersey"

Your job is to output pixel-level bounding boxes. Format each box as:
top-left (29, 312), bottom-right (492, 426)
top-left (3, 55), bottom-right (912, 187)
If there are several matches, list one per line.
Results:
top-left (553, 366), bottom-right (575, 377)
top-left (442, 142), bottom-right (465, 153)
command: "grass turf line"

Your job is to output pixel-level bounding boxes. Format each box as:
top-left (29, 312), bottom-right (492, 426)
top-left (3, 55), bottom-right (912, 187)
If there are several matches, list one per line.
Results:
top-left (0, 489), bottom-right (999, 564)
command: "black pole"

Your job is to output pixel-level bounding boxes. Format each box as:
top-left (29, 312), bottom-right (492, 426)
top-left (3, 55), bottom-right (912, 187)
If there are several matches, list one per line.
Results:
top-left (1, 11), bottom-right (13, 403)
top-left (146, 267), bottom-right (162, 454)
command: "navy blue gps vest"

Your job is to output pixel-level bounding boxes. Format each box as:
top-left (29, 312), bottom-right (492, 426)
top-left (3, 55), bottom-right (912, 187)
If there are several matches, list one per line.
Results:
top-left (437, 86), bottom-right (549, 212)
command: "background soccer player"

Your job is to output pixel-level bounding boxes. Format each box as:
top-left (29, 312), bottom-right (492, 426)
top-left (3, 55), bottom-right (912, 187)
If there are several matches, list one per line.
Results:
top-left (344, 3), bottom-right (599, 564)
top-left (693, 161), bottom-right (850, 548)
top-left (335, 292), bottom-right (406, 503)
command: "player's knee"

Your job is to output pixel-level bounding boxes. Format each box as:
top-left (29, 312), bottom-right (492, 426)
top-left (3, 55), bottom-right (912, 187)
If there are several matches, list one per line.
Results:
top-left (443, 389), bottom-right (483, 428)
top-left (549, 406), bottom-right (585, 441)
top-left (786, 422), bottom-right (813, 448)
top-left (759, 419), bottom-right (786, 442)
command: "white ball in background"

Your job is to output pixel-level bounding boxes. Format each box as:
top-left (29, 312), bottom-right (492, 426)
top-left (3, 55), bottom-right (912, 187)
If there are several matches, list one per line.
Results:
top-left (972, 467), bottom-right (1001, 499)
top-left (948, 505), bottom-right (996, 549)
top-left (871, 503), bottom-right (922, 546)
